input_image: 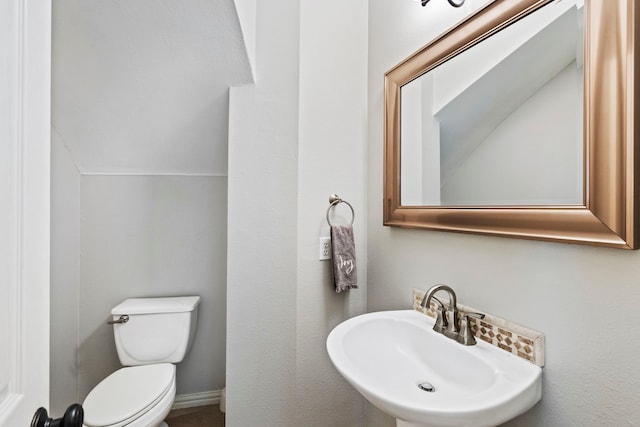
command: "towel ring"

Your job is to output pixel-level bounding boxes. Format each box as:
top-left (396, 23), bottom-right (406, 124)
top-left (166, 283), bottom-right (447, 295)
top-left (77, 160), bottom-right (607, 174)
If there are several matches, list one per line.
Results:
top-left (326, 194), bottom-right (355, 226)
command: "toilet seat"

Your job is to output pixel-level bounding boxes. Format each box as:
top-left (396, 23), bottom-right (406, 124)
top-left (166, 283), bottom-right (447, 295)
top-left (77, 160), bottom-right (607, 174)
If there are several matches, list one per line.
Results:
top-left (83, 363), bottom-right (175, 427)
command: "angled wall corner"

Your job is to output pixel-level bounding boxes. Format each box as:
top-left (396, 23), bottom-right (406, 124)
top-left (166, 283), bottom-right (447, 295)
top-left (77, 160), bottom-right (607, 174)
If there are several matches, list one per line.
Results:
top-left (226, 0), bottom-right (369, 426)
top-left (50, 130), bottom-right (82, 416)
top-left (233, 0), bottom-right (257, 82)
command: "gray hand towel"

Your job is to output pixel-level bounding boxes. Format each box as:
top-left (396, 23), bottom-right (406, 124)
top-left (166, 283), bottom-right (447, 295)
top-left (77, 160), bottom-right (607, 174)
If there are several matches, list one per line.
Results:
top-left (330, 225), bottom-right (358, 293)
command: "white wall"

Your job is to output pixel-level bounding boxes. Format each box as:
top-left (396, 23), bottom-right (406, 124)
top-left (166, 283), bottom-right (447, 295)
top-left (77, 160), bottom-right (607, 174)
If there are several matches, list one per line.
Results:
top-left (226, 0), bottom-right (300, 422)
top-left (296, 0), bottom-right (368, 425)
top-left (77, 175), bottom-right (227, 400)
top-left (368, 1), bottom-right (640, 426)
top-left (226, 0), bottom-right (368, 425)
top-left (50, 170), bottom-right (227, 415)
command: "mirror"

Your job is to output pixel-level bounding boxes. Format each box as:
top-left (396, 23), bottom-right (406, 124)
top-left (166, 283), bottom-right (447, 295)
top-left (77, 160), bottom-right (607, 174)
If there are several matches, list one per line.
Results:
top-left (384, 0), bottom-right (639, 249)
top-left (401, 1), bottom-right (583, 206)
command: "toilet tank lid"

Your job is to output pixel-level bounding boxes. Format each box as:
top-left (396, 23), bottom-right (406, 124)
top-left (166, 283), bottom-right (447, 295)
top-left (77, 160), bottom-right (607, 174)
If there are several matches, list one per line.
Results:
top-left (112, 296), bottom-right (200, 315)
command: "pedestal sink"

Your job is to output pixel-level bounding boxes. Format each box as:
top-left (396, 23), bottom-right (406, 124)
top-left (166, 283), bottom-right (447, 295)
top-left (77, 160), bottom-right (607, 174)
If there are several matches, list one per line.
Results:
top-left (326, 310), bottom-right (542, 427)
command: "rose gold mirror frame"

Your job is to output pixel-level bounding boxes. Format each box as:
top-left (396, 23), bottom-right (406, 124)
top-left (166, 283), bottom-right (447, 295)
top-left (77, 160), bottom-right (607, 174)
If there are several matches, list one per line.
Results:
top-left (384, 0), bottom-right (639, 249)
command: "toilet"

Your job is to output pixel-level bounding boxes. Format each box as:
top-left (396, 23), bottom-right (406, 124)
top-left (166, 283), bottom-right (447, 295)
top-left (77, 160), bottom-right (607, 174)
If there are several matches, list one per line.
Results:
top-left (82, 296), bottom-right (200, 427)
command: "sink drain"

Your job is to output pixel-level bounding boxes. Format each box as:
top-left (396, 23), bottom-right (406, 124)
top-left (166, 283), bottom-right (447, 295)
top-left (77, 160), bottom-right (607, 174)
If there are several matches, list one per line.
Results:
top-left (418, 382), bottom-right (436, 392)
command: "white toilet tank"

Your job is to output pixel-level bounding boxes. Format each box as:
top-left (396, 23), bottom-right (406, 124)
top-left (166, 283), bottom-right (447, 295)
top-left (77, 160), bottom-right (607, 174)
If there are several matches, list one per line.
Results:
top-left (111, 296), bottom-right (200, 366)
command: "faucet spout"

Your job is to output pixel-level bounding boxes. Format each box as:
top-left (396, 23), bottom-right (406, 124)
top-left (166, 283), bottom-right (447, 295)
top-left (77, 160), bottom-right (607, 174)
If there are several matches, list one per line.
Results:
top-left (420, 284), bottom-right (459, 339)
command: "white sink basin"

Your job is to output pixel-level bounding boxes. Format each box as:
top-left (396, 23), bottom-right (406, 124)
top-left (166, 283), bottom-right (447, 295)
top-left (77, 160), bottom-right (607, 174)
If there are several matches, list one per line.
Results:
top-left (326, 310), bottom-right (542, 427)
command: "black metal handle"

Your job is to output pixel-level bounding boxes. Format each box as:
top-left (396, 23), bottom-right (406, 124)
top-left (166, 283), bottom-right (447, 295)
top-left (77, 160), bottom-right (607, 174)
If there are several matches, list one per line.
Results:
top-left (31, 404), bottom-right (83, 427)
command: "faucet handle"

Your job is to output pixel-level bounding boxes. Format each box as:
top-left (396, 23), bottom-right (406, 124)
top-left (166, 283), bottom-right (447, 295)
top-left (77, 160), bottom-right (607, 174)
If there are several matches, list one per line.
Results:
top-left (419, 292), bottom-right (431, 309)
top-left (456, 312), bottom-right (485, 346)
top-left (430, 296), bottom-right (448, 333)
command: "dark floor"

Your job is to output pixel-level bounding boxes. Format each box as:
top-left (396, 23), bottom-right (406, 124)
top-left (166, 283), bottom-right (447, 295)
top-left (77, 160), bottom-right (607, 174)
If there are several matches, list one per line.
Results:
top-left (166, 404), bottom-right (225, 427)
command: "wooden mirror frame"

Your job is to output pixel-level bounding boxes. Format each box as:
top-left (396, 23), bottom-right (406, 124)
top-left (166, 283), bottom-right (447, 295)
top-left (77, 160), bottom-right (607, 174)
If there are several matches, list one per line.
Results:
top-left (384, 0), bottom-right (639, 249)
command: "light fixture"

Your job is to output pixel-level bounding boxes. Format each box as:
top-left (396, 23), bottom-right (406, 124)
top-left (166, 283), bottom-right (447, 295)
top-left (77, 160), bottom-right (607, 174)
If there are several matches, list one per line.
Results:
top-left (420, 0), bottom-right (465, 7)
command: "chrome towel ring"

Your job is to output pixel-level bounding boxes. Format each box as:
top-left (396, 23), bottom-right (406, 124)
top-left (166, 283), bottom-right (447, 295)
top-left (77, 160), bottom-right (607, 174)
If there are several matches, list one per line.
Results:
top-left (326, 194), bottom-right (355, 226)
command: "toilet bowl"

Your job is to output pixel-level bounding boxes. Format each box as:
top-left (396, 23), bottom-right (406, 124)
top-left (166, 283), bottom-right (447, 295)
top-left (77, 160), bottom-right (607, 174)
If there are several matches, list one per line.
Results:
top-left (83, 364), bottom-right (176, 427)
top-left (82, 296), bottom-right (200, 427)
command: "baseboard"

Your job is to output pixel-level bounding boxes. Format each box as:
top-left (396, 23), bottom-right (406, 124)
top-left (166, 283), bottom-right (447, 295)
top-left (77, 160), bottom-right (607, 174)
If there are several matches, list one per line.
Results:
top-left (171, 390), bottom-right (222, 410)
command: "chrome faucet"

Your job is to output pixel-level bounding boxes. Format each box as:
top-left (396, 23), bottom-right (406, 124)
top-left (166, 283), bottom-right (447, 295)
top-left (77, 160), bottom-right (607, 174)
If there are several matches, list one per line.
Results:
top-left (420, 284), bottom-right (460, 340)
top-left (420, 284), bottom-right (485, 346)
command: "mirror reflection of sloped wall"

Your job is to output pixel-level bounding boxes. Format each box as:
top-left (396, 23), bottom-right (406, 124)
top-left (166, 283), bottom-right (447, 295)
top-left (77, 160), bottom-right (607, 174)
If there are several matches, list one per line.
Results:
top-left (401, 1), bottom-right (584, 206)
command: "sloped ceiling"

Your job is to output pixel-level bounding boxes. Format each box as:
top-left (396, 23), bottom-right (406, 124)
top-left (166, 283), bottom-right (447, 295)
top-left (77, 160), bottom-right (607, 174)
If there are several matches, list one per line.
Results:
top-left (52, 0), bottom-right (254, 174)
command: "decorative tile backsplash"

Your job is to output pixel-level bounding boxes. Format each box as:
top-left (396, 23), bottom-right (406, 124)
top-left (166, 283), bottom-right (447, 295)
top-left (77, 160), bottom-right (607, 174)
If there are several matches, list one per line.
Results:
top-left (412, 289), bottom-right (545, 367)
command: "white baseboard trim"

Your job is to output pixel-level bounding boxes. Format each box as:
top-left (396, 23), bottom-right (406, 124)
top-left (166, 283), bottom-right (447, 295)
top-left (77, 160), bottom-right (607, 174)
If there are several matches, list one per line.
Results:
top-left (171, 390), bottom-right (222, 410)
